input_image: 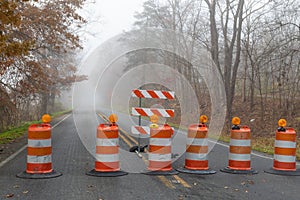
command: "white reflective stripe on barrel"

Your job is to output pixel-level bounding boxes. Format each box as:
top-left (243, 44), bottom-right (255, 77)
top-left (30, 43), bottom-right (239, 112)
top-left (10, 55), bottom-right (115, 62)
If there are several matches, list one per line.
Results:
top-left (185, 152), bottom-right (207, 161)
top-left (27, 155), bottom-right (52, 163)
top-left (95, 154), bottom-right (119, 162)
top-left (229, 153), bottom-right (251, 161)
top-left (149, 138), bottom-right (172, 146)
top-left (28, 139), bottom-right (51, 147)
top-left (230, 139), bottom-right (251, 147)
top-left (96, 138), bottom-right (119, 147)
top-left (275, 140), bottom-right (296, 148)
top-left (274, 154), bottom-right (296, 163)
top-left (186, 138), bottom-right (208, 146)
top-left (148, 153), bottom-right (172, 161)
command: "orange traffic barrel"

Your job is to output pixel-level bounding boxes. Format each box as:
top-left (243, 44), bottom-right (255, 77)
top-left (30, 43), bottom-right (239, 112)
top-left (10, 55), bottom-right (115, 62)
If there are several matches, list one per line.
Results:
top-left (87, 114), bottom-right (127, 177)
top-left (177, 115), bottom-right (216, 174)
top-left (17, 115), bottom-right (62, 179)
top-left (143, 123), bottom-right (178, 175)
top-left (265, 119), bottom-right (300, 175)
top-left (221, 117), bottom-right (257, 174)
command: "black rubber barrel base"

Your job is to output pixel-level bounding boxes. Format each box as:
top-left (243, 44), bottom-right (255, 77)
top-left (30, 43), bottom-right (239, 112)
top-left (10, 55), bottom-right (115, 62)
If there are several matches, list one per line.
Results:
top-left (177, 167), bottom-right (216, 175)
top-left (86, 169), bottom-right (128, 177)
top-left (129, 145), bottom-right (147, 153)
top-left (264, 168), bottom-right (300, 176)
top-left (142, 169), bottom-right (179, 175)
top-left (16, 170), bottom-right (62, 179)
top-left (220, 167), bottom-right (258, 175)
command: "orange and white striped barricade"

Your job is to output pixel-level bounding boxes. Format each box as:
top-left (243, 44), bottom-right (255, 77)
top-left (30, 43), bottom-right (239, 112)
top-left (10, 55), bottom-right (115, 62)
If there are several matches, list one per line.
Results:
top-left (131, 126), bottom-right (175, 136)
top-left (87, 115), bottom-right (127, 177)
top-left (17, 115), bottom-right (62, 179)
top-left (265, 119), bottom-right (300, 175)
top-left (143, 124), bottom-right (178, 175)
top-left (131, 89), bottom-right (175, 153)
top-left (131, 107), bottom-right (174, 153)
top-left (132, 89), bottom-right (175, 100)
top-left (221, 117), bottom-right (257, 174)
top-left (177, 122), bottom-right (216, 175)
top-left (132, 107), bottom-right (175, 118)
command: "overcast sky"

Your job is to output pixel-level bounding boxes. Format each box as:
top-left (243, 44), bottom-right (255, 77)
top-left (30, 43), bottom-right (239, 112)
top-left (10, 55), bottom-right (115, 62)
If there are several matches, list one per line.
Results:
top-left (82, 0), bottom-right (145, 52)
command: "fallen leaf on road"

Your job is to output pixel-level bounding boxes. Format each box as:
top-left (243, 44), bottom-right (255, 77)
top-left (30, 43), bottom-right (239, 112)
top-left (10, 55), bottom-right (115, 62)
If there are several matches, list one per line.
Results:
top-left (23, 191), bottom-right (29, 194)
top-left (6, 194), bottom-right (14, 198)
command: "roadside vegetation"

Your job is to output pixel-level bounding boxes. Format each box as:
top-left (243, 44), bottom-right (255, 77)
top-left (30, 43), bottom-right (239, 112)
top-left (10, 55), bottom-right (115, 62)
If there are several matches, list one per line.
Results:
top-left (127, 0), bottom-right (300, 159)
top-left (0, 1), bottom-right (87, 133)
top-left (0, 110), bottom-right (71, 145)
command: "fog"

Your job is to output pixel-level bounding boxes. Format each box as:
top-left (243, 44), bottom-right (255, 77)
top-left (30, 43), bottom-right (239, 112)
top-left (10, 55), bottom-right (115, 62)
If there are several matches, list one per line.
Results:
top-left (71, 28), bottom-right (227, 165)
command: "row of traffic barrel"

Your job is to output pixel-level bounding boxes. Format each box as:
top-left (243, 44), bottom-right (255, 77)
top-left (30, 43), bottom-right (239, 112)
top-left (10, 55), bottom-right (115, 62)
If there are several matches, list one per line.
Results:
top-left (16, 114), bottom-right (300, 179)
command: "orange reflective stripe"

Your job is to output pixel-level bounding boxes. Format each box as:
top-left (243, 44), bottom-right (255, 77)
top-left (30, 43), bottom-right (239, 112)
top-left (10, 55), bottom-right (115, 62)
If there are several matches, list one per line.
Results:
top-left (149, 145), bottom-right (171, 154)
top-left (95, 161), bottom-right (119, 172)
top-left (228, 160), bottom-right (251, 170)
top-left (96, 146), bottom-right (118, 154)
top-left (148, 161), bottom-right (172, 171)
top-left (188, 131), bottom-right (207, 139)
top-left (97, 130), bottom-right (118, 139)
top-left (150, 129), bottom-right (172, 138)
top-left (230, 131), bottom-right (250, 139)
top-left (186, 145), bottom-right (208, 154)
top-left (274, 147), bottom-right (296, 156)
top-left (273, 160), bottom-right (296, 171)
top-left (230, 146), bottom-right (251, 154)
top-left (185, 160), bottom-right (208, 170)
top-left (28, 131), bottom-right (51, 139)
top-left (26, 163), bottom-right (52, 173)
top-left (276, 133), bottom-right (296, 142)
top-left (27, 147), bottom-right (52, 156)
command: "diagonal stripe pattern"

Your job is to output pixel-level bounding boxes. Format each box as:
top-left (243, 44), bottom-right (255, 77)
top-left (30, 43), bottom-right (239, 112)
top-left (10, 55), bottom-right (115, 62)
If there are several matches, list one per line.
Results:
top-left (131, 126), bottom-right (150, 135)
top-left (131, 126), bottom-right (175, 135)
top-left (132, 107), bottom-right (174, 118)
top-left (132, 90), bottom-right (175, 100)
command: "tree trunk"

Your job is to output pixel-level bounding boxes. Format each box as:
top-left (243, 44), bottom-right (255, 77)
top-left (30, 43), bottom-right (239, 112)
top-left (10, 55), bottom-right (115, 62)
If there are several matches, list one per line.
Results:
top-left (41, 93), bottom-right (49, 116)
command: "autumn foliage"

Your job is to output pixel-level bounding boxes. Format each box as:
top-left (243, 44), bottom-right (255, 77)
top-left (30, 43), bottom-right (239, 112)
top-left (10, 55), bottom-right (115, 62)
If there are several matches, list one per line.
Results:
top-left (0, 0), bottom-right (87, 130)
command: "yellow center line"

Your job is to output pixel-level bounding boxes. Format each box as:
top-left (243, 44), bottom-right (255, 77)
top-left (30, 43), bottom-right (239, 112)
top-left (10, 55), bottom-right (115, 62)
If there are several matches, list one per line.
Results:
top-left (173, 175), bottom-right (191, 188)
top-left (158, 176), bottom-right (176, 189)
top-left (119, 127), bottom-right (138, 145)
top-left (119, 133), bottom-right (135, 150)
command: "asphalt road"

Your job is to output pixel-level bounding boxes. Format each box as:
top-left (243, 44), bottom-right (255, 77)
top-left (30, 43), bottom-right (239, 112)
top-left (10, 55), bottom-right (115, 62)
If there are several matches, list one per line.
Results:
top-left (0, 110), bottom-right (300, 200)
